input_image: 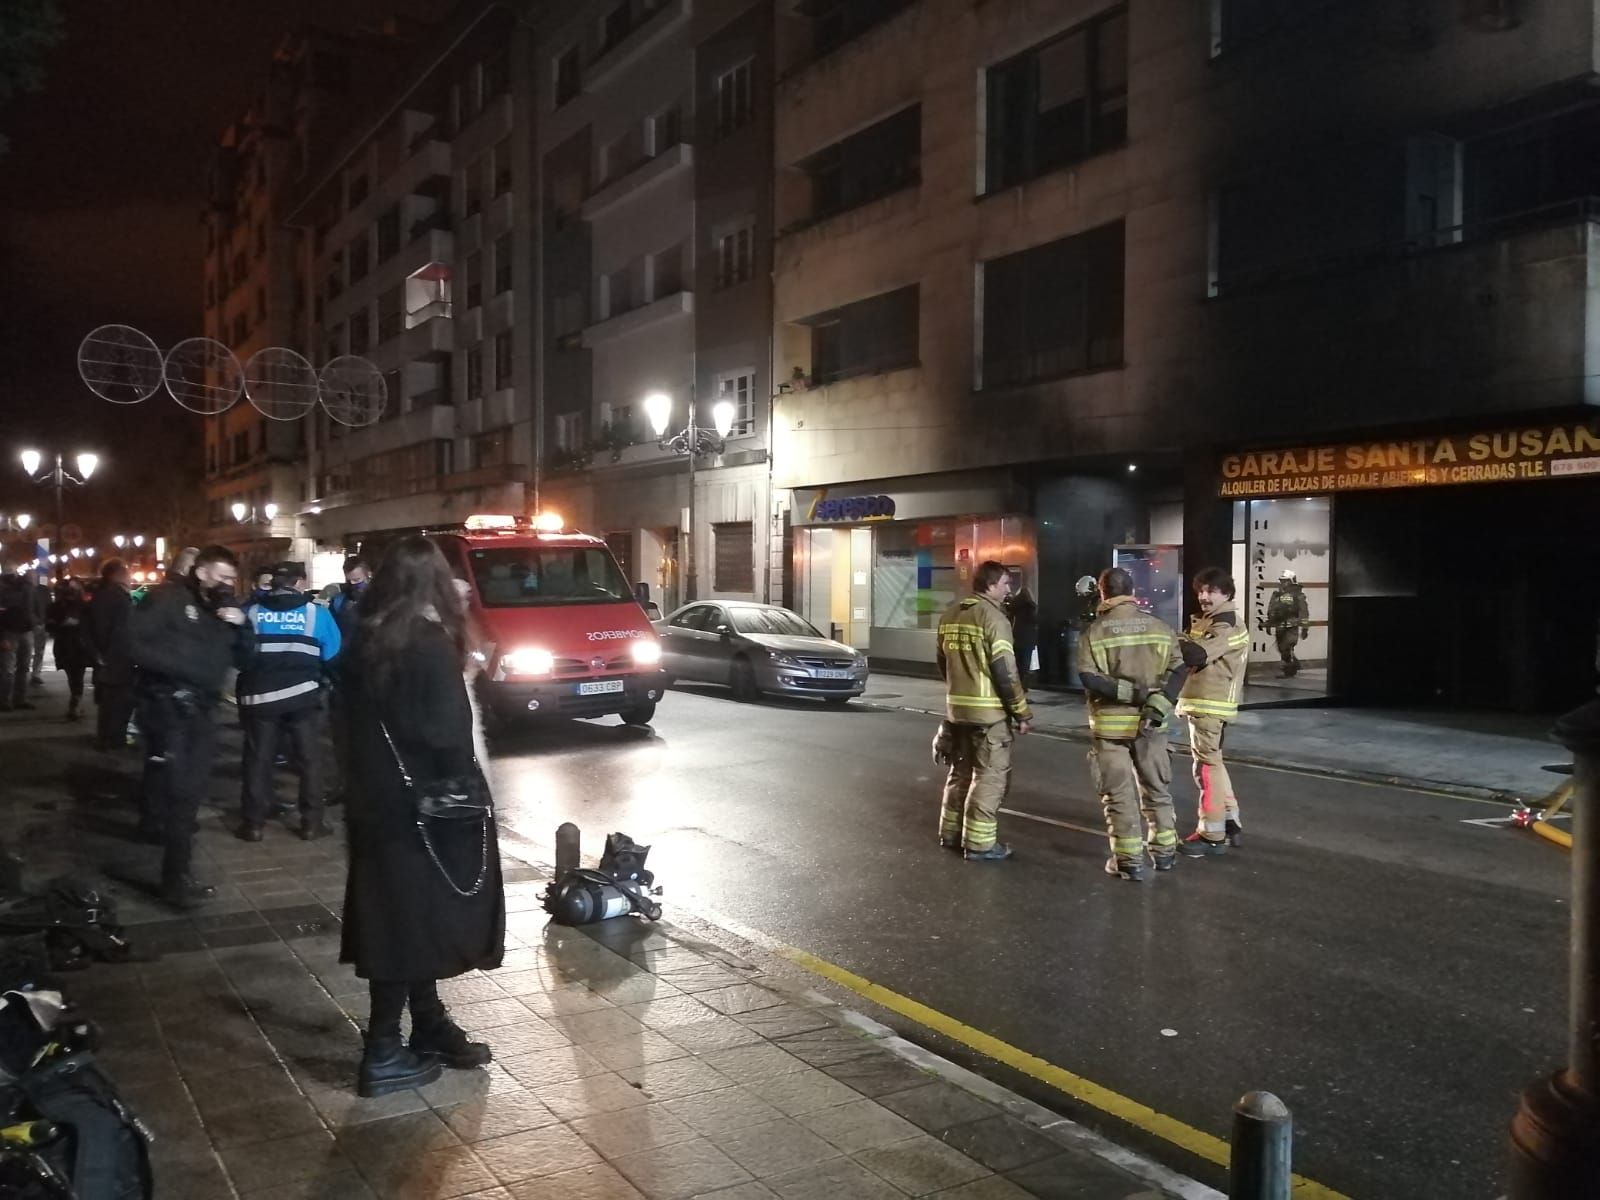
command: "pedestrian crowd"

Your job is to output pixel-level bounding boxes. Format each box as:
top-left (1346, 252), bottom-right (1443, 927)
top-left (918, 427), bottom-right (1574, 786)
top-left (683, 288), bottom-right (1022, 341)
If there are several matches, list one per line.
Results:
top-left (0, 538), bottom-right (506, 1098)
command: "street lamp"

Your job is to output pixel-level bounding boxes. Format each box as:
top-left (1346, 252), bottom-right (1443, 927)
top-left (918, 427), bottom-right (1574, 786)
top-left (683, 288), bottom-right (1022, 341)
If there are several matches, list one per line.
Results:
top-left (113, 535), bottom-right (125, 549)
top-left (232, 502), bottom-right (279, 526)
top-left (18, 449), bottom-right (100, 579)
top-left (14, 515), bottom-right (30, 532)
top-left (644, 390), bottom-right (736, 603)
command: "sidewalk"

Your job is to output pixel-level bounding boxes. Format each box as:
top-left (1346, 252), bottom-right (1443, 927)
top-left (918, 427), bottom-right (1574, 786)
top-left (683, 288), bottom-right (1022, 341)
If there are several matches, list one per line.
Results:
top-left (0, 674), bottom-right (1211, 1200)
top-left (860, 674), bottom-right (1564, 801)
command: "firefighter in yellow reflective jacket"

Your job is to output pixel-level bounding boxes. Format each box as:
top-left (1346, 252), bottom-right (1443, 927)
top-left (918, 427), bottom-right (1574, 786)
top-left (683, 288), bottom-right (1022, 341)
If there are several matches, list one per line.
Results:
top-left (1176, 567), bottom-right (1251, 856)
top-left (934, 560), bottom-right (1034, 862)
top-left (1075, 568), bottom-right (1198, 881)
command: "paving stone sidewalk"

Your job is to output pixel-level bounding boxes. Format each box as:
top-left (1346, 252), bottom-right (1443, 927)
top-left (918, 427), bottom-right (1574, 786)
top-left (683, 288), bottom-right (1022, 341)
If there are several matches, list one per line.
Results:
top-left (1, 676), bottom-right (1211, 1200)
top-left (861, 673), bottom-right (1565, 800)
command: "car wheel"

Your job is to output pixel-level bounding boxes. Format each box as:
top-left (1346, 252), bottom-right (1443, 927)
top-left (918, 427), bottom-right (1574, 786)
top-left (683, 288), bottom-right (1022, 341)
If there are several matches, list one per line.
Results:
top-left (619, 702), bottom-right (656, 727)
top-left (731, 657), bottom-right (760, 702)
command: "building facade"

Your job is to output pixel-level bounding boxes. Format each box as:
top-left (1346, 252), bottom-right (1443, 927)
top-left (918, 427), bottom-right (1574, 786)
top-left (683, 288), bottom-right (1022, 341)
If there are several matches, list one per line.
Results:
top-left (769, 0), bottom-right (1600, 710)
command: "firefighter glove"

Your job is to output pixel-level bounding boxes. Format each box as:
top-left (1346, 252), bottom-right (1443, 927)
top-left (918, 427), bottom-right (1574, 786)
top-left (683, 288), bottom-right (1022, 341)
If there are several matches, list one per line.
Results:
top-left (931, 722), bottom-right (956, 767)
top-left (1140, 693), bottom-right (1174, 732)
top-left (1180, 639), bottom-right (1208, 669)
top-left (1114, 679), bottom-right (1136, 705)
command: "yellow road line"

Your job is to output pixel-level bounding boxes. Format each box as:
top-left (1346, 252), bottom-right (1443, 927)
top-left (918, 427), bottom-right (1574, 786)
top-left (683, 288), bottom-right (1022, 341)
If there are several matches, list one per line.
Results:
top-left (777, 944), bottom-right (1351, 1200)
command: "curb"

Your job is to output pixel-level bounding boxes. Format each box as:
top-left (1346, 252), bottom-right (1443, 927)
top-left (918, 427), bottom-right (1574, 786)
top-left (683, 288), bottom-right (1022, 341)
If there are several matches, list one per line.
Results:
top-left (869, 701), bottom-right (1533, 806)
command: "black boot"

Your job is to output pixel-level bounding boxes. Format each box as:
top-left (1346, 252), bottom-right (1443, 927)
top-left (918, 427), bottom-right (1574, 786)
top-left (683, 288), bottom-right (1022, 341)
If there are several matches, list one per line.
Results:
top-left (160, 876), bottom-right (216, 910)
top-left (358, 1035), bottom-right (442, 1097)
top-left (409, 1007), bottom-right (492, 1069)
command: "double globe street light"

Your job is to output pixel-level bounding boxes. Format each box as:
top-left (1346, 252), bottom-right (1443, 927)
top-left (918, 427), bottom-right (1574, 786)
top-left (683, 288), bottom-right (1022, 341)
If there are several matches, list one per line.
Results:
top-left (18, 449), bottom-right (99, 579)
top-left (643, 390), bottom-right (736, 605)
top-left (232, 502), bottom-right (278, 526)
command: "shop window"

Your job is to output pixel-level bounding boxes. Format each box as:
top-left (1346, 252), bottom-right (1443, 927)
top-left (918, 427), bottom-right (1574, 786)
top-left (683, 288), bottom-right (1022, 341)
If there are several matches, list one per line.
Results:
top-left (803, 105), bottom-right (920, 223)
top-left (714, 60), bottom-right (753, 139)
top-left (715, 371), bottom-right (755, 436)
top-left (494, 330), bottom-right (513, 389)
top-left (985, 7), bottom-right (1127, 195)
top-left (980, 220), bottom-right (1123, 388)
top-left (872, 521), bottom-right (958, 630)
top-left (714, 522), bottom-right (754, 592)
top-left (804, 285), bottom-right (920, 385)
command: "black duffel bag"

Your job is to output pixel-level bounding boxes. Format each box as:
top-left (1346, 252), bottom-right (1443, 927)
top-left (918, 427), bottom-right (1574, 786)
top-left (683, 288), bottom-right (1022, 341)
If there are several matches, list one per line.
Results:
top-left (18, 1052), bottom-right (153, 1200)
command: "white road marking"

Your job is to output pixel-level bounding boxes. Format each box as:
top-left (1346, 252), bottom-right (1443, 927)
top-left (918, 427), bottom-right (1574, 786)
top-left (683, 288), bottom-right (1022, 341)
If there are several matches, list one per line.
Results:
top-left (998, 807), bottom-right (1104, 838)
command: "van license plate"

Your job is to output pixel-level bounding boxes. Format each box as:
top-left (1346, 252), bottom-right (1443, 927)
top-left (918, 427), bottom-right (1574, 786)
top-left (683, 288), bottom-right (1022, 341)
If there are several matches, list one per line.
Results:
top-left (578, 680), bottom-right (625, 696)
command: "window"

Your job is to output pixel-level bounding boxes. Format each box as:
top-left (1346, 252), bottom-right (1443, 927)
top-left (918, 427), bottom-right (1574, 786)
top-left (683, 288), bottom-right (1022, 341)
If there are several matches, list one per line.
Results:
top-left (652, 243), bottom-right (684, 298)
top-left (806, 0), bottom-right (912, 61)
top-left (232, 314), bottom-right (248, 344)
top-left (555, 410), bottom-right (588, 453)
top-left (349, 234), bottom-right (370, 284)
top-left (714, 61), bottom-right (753, 139)
top-left (985, 7), bottom-right (1127, 194)
top-left (716, 371), bottom-right (755, 436)
top-left (714, 522), bottom-right (754, 592)
top-left (465, 343), bottom-right (484, 400)
top-left (601, 402), bottom-right (634, 441)
top-left (554, 46), bottom-right (580, 107)
top-left (468, 545), bottom-right (631, 608)
top-left (382, 369), bottom-right (403, 419)
top-left (378, 285), bottom-right (403, 341)
top-left (464, 161), bottom-right (483, 217)
top-left (473, 427), bottom-right (512, 470)
top-left (349, 308), bottom-right (371, 356)
top-left (482, 48), bottom-right (509, 101)
top-left (377, 206), bottom-right (401, 260)
top-left (494, 232), bottom-right (513, 294)
top-left (465, 64), bottom-right (484, 119)
top-left (981, 220), bottom-right (1124, 388)
top-left (494, 330), bottom-right (513, 389)
top-left (347, 173), bottom-right (369, 210)
top-left (600, 4), bottom-right (630, 54)
top-left (604, 262), bottom-right (639, 318)
top-left (804, 285), bottom-right (920, 385)
top-left (326, 253), bottom-right (343, 300)
top-left (466, 250), bottom-right (483, 309)
top-left (652, 102), bottom-right (683, 155)
top-left (804, 105), bottom-right (920, 222)
top-left (255, 286), bottom-right (267, 323)
top-left (326, 323), bottom-right (344, 361)
top-left (207, 442), bottom-right (217, 474)
top-left (1211, 0), bottom-right (1339, 56)
top-left (493, 137), bottom-right (513, 197)
top-left (714, 220), bottom-right (755, 290)
top-left (553, 290), bottom-right (586, 338)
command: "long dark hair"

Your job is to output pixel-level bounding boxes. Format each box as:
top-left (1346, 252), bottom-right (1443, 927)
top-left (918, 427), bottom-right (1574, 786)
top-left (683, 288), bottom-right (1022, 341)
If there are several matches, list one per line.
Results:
top-left (357, 536), bottom-right (468, 688)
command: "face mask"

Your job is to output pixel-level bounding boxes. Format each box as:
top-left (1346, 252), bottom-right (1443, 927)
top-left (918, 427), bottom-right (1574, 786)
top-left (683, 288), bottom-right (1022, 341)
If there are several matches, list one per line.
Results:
top-left (200, 581), bottom-right (236, 609)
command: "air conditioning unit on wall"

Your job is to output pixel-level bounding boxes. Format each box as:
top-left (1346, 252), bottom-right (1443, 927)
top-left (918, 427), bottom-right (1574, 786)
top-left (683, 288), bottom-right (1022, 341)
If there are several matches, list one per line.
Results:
top-left (1460, 0), bottom-right (1519, 31)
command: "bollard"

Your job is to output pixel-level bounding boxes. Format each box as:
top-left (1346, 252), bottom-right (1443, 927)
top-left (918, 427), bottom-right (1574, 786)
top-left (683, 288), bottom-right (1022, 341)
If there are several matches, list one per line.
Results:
top-left (1230, 1091), bottom-right (1291, 1200)
top-left (554, 821), bottom-right (581, 883)
top-left (1507, 697), bottom-right (1600, 1196)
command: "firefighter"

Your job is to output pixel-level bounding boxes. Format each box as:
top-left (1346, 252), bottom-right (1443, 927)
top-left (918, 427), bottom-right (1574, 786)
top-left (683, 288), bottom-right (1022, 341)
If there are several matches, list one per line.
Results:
top-left (1176, 567), bottom-right (1250, 855)
top-left (1076, 567), bottom-right (1198, 881)
top-left (1264, 569), bottom-right (1310, 677)
top-left (934, 560), bottom-right (1033, 862)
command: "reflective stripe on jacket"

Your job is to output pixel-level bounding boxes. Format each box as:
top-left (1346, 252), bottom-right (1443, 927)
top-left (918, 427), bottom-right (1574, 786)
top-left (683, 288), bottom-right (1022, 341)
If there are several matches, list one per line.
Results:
top-left (1176, 601), bottom-right (1250, 722)
top-left (1076, 595), bottom-right (1181, 739)
top-left (237, 595), bottom-right (342, 715)
top-left (937, 595), bottom-right (1032, 725)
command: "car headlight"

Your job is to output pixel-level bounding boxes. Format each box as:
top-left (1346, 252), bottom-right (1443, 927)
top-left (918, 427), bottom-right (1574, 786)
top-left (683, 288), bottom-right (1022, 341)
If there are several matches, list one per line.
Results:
top-left (769, 650), bottom-right (801, 668)
top-left (851, 656), bottom-right (869, 674)
top-left (631, 639), bottom-right (662, 666)
top-left (501, 646), bottom-right (555, 677)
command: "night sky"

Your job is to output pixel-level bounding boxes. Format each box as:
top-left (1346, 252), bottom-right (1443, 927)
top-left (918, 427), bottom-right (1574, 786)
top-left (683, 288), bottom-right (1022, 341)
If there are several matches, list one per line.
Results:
top-left (0, 0), bottom-right (448, 545)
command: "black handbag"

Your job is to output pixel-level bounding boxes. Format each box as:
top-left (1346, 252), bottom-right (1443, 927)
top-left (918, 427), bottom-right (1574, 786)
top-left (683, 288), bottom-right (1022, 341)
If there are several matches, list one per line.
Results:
top-left (378, 720), bottom-right (493, 897)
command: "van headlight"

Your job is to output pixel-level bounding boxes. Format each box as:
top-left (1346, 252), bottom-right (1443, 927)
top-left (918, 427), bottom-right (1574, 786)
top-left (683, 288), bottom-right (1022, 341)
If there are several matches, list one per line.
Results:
top-left (631, 640), bottom-right (662, 666)
top-left (501, 646), bottom-right (555, 677)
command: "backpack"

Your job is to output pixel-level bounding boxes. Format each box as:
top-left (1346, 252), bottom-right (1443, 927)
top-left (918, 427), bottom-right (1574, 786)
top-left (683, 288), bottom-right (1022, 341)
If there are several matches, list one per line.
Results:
top-left (0, 880), bottom-right (131, 972)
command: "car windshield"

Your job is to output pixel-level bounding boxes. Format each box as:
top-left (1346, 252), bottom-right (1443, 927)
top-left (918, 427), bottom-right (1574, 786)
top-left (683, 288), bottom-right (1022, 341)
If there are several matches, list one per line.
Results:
top-left (730, 607), bottom-right (823, 637)
top-left (469, 546), bottom-right (633, 608)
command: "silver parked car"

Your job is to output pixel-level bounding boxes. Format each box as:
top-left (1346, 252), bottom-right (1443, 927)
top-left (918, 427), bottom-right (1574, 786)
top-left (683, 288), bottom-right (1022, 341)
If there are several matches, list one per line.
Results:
top-left (654, 601), bottom-right (868, 704)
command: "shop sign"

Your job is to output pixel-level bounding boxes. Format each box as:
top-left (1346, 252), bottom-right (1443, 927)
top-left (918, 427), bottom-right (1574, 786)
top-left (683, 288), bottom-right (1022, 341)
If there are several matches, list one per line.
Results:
top-left (1218, 421), bottom-right (1600, 498)
top-left (807, 492), bottom-right (897, 522)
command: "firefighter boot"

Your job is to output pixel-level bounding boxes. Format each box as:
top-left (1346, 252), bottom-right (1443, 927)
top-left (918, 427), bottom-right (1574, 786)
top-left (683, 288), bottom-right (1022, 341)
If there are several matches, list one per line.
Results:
top-left (359, 1035), bottom-right (442, 1097)
top-left (964, 842), bottom-right (1014, 863)
top-left (1104, 857), bottom-right (1147, 882)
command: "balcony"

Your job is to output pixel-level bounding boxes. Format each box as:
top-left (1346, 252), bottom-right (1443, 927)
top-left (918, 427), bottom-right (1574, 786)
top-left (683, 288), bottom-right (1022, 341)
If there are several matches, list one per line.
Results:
top-left (584, 0), bottom-right (691, 92)
top-left (582, 289), bottom-right (693, 346)
top-left (583, 142), bottom-right (693, 222)
top-left (328, 405), bottom-right (457, 472)
top-left (368, 305), bottom-right (453, 372)
top-left (1207, 198), bottom-right (1600, 435)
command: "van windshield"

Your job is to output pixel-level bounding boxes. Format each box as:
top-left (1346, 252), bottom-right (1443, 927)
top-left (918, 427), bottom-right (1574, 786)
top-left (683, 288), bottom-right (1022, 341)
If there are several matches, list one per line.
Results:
top-left (469, 546), bottom-right (633, 608)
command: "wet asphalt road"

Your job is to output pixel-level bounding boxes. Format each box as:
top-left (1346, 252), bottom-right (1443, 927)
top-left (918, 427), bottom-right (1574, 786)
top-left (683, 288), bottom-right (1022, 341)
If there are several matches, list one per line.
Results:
top-left (483, 684), bottom-right (1570, 1200)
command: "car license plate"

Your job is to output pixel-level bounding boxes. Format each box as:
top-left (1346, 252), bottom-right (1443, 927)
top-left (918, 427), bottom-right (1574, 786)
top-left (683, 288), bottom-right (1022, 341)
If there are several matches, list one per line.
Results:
top-left (816, 670), bottom-right (852, 680)
top-left (578, 679), bottom-right (625, 696)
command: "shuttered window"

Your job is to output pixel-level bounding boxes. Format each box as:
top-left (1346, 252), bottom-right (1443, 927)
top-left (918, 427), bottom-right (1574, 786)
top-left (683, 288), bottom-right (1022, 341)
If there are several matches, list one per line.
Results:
top-left (713, 522), bottom-right (754, 593)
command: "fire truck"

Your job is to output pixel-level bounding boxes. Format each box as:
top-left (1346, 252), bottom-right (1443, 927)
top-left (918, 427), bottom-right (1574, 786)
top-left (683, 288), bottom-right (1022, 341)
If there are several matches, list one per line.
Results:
top-left (429, 514), bottom-right (666, 727)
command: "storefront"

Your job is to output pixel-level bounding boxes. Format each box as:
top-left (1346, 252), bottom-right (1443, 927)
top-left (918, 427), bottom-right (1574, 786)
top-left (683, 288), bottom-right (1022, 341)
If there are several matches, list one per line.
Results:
top-left (789, 473), bottom-right (1033, 665)
top-left (1214, 418), bottom-right (1600, 711)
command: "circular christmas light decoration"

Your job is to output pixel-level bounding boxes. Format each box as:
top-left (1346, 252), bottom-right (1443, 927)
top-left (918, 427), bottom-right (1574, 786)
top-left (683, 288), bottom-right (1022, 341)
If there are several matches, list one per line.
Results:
top-left (163, 337), bottom-right (244, 415)
top-left (77, 324), bottom-right (164, 404)
top-left (318, 355), bottom-right (387, 427)
top-left (244, 347), bottom-right (320, 420)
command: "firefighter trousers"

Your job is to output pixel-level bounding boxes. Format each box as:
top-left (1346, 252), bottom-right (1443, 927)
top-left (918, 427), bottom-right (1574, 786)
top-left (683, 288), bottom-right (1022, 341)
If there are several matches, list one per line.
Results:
top-left (1088, 732), bottom-right (1176, 863)
top-left (1187, 715), bottom-right (1237, 841)
top-left (938, 720), bottom-right (1013, 851)
top-left (1274, 626), bottom-right (1301, 670)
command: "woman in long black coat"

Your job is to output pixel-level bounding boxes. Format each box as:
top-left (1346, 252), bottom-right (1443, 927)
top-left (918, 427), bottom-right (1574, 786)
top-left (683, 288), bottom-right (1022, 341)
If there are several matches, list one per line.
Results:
top-left (339, 536), bottom-right (505, 1097)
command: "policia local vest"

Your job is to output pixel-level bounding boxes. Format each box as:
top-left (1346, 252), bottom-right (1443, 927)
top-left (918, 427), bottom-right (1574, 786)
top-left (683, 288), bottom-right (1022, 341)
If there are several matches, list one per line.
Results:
top-left (237, 595), bottom-right (341, 716)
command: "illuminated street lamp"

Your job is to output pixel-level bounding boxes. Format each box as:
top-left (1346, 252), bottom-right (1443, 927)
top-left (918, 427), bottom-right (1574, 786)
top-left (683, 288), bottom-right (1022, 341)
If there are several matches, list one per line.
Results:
top-left (232, 502), bottom-right (280, 528)
top-left (113, 535), bottom-right (125, 549)
top-left (18, 449), bottom-right (101, 579)
top-left (643, 390), bottom-right (736, 603)
top-left (15, 514), bottom-right (31, 532)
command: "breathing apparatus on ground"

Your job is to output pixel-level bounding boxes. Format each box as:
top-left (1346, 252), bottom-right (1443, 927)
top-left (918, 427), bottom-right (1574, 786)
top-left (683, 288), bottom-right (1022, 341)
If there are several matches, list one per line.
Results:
top-left (542, 825), bottom-right (663, 925)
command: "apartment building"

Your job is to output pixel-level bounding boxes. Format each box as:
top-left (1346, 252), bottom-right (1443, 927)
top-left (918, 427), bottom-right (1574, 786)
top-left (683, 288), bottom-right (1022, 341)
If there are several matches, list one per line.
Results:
top-left (200, 28), bottom-right (404, 567)
top-left (770, 0), bottom-right (1599, 711)
top-left (290, 3), bottom-right (536, 552)
top-left (534, 0), bottom-right (776, 613)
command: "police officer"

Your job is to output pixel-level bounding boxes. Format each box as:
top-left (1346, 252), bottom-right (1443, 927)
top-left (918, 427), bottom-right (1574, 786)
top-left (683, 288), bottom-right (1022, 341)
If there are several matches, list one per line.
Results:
top-left (1265, 569), bottom-right (1310, 677)
top-left (235, 562), bottom-right (342, 842)
top-left (934, 560), bottom-right (1033, 862)
top-left (1176, 568), bottom-right (1250, 855)
top-left (1076, 567), bottom-right (1197, 881)
top-left (128, 545), bottom-right (250, 909)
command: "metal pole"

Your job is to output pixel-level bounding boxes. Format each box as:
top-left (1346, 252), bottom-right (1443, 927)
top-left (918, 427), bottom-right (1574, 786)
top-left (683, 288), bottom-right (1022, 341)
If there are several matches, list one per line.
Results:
top-left (1508, 696), bottom-right (1600, 1196)
top-left (53, 453), bottom-right (65, 584)
top-left (685, 399), bottom-right (698, 604)
top-left (1230, 1091), bottom-right (1291, 1200)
